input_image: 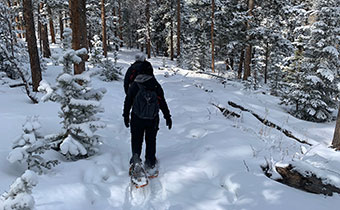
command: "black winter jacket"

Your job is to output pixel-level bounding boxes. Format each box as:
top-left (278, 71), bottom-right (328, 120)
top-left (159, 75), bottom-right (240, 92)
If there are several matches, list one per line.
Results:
top-left (123, 74), bottom-right (171, 120)
top-left (124, 61), bottom-right (153, 94)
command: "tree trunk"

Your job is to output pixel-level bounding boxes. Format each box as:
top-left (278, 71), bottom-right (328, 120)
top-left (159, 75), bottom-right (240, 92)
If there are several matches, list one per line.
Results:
top-left (23, 0), bottom-right (42, 92)
top-left (243, 0), bottom-right (254, 80)
top-left (211, 0), bottom-right (215, 73)
top-left (332, 106), bottom-right (340, 150)
top-left (37, 10), bottom-right (43, 54)
top-left (238, 50), bottom-right (244, 79)
top-left (69, 0), bottom-right (88, 75)
top-left (176, 0), bottom-right (181, 57)
top-left (118, 0), bottom-right (123, 47)
top-left (59, 11), bottom-right (64, 40)
top-left (101, 0), bottom-right (107, 57)
top-left (40, 3), bottom-right (51, 58)
top-left (170, 0), bottom-right (174, 61)
top-left (146, 0), bottom-right (151, 58)
top-left (113, 6), bottom-right (117, 38)
top-left (48, 6), bottom-right (56, 44)
top-left (264, 42), bottom-right (269, 84)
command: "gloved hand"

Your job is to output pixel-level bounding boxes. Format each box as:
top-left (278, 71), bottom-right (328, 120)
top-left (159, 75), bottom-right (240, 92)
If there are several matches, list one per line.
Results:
top-left (124, 115), bottom-right (130, 128)
top-left (165, 117), bottom-right (172, 130)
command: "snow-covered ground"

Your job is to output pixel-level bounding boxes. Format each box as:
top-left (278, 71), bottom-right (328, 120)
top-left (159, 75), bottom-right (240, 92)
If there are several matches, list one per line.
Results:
top-left (1, 47), bottom-right (340, 210)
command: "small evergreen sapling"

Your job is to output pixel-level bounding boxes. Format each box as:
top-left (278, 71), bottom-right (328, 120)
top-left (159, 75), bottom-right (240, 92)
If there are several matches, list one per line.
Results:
top-left (7, 116), bottom-right (59, 174)
top-left (89, 35), bottom-right (121, 81)
top-left (39, 28), bottom-right (107, 159)
top-left (1, 170), bottom-right (38, 210)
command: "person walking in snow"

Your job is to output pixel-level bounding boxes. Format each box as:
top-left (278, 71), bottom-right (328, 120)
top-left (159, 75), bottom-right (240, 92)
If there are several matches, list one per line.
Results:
top-left (123, 60), bottom-right (172, 178)
top-left (124, 53), bottom-right (154, 94)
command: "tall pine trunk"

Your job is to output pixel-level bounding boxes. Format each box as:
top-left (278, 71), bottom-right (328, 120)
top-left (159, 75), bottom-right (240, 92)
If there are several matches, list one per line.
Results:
top-left (243, 0), bottom-right (254, 80)
top-left (176, 0), bottom-right (181, 57)
top-left (59, 11), bottom-right (64, 40)
top-left (211, 0), bottom-right (215, 73)
top-left (69, 0), bottom-right (88, 75)
top-left (238, 50), bottom-right (244, 79)
top-left (170, 0), bottom-right (174, 61)
top-left (332, 106), bottom-right (340, 150)
top-left (146, 0), bottom-right (151, 58)
top-left (23, 0), bottom-right (42, 92)
top-left (48, 6), bottom-right (56, 44)
top-left (264, 42), bottom-right (269, 84)
top-left (118, 0), bottom-right (123, 47)
top-left (40, 3), bottom-right (51, 58)
top-left (101, 0), bottom-right (107, 57)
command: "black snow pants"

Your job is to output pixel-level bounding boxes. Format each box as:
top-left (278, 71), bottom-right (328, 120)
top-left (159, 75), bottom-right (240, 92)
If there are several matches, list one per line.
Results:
top-left (130, 113), bottom-right (159, 167)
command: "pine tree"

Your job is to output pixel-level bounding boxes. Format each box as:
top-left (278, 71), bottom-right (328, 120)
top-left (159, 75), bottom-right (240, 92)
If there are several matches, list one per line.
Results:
top-left (7, 116), bottom-right (59, 174)
top-left (38, 28), bottom-right (106, 159)
top-left (1, 170), bottom-right (38, 210)
top-left (0, 2), bottom-right (39, 103)
top-left (23, 0), bottom-right (42, 92)
top-left (179, 0), bottom-right (211, 71)
top-left (281, 0), bottom-right (340, 122)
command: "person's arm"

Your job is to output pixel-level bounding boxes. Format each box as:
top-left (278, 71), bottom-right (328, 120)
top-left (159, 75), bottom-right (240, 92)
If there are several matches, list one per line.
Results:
top-left (124, 67), bottom-right (132, 94)
top-left (123, 82), bottom-right (138, 118)
top-left (156, 84), bottom-right (171, 119)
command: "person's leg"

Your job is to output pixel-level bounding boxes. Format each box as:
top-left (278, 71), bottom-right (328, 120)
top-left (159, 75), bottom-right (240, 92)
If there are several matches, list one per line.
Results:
top-left (130, 115), bottom-right (145, 165)
top-left (144, 117), bottom-right (159, 168)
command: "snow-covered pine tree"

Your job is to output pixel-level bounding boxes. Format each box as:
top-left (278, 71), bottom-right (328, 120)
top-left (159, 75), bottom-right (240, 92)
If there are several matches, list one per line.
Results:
top-left (281, 0), bottom-right (340, 122)
top-left (0, 2), bottom-right (39, 103)
top-left (150, 0), bottom-right (169, 56)
top-left (89, 35), bottom-right (121, 81)
top-left (179, 0), bottom-right (211, 71)
top-left (7, 116), bottom-right (59, 174)
top-left (213, 0), bottom-right (248, 73)
top-left (89, 35), bottom-right (104, 65)
top-left (251, 0), bottom-right (293, 91)
top-left (1, 170), bottom-right (38, 210)
top-left (38, 28), bottom-right (107, 159)
top-left (0, 2), bottom-right (22, 79)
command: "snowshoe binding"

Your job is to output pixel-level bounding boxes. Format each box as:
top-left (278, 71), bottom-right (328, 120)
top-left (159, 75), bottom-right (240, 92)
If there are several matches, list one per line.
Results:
top-left (129, 155), bottom-right (148, 188)
top-left (145, 160), bottom-right (159, 179)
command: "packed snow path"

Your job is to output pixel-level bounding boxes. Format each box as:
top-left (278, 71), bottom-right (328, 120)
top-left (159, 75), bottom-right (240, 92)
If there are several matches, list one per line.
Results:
top-left (1, 48), bottom-right (340, 210)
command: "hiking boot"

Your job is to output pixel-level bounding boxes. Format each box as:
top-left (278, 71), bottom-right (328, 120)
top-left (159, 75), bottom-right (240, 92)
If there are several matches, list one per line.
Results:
top-left (144, 159), bottom-right (159, 178)
top-left (129, 154), bottom-right (142, 176)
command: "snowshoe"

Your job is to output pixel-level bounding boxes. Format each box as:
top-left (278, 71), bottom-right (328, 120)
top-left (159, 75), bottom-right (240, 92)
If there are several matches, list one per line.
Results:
top-left (145, 160), bottom-right (159, 179)
top-left (129, 154), bottom-right (148, 188)
top-left (130, 162), bottom-right (148, 188)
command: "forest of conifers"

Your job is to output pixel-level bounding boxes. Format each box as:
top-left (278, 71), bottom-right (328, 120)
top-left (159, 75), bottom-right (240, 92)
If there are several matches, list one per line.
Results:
top-left (0, 0), bottom-right (340, 147)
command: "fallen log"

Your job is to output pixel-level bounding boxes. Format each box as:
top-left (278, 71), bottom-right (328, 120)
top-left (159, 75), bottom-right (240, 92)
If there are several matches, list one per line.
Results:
top-left (9, 82), bottom-right (33, 88)
top-left (211, 103), bottom-right (240, 118)
top-left (228, 101), bottom-right (312, 146)
top-left (263, 164), bottom-right (340, 196)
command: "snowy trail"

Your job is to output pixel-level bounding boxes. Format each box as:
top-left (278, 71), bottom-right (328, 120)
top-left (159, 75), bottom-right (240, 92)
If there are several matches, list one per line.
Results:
top-left (1, 48), bottom-right (340, 210)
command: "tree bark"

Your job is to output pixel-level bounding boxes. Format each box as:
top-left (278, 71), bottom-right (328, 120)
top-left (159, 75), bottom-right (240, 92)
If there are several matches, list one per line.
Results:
top-left (264, 42), bottom-right (269, 84)
top-left (176, 0), bottom-right (181, 57)
top-left (37, 9), bottom-right (43, 54)
top-left (101, 0), bottom-right (108, 57)
top-left (170, 0), bottom-right (174, 61)
top-left (118, 0), bottom-right (123, 47)
top-left (23, 0), bottom-right (42, 92)
top-left (146, 0), bottom-right (151, 58)
top-left (243, 0), bottom-right (254, 80)
top-left (48, 6), bottom-right (56, 44)
top-left (211, 0), bottom-right (215, 73)
top-left (238, 50), bottom-right (244, 79)
top-left (332, 106), bottom-right (340, 150)
top-left (40, 3), bottom-right (51, 58)
top-left (69, 0), bottom-right (88, 75)
top-left (59, 11), bottom-right (64, 40)
top-left (113, 5), bottom-right (117, 38)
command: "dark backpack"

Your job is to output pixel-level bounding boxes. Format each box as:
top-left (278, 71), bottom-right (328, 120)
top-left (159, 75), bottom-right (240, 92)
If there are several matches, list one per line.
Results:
top-left (132, 83), bottom-right (159, 119)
